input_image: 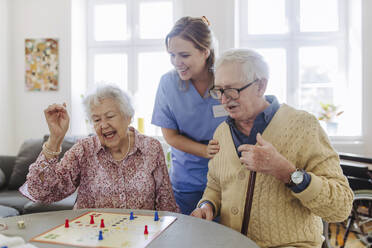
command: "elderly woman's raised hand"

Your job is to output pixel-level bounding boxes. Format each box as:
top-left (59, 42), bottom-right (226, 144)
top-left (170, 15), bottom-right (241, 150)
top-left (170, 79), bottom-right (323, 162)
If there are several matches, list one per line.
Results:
top-left (44, 103), bottom-right (70, 146)
top-left (237, 133), bottom-right (296, 183)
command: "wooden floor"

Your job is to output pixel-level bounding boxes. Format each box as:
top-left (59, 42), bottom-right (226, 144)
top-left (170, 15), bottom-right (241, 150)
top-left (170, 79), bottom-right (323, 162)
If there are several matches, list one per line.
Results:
top-left (326, 223), bottom-right (369, 248)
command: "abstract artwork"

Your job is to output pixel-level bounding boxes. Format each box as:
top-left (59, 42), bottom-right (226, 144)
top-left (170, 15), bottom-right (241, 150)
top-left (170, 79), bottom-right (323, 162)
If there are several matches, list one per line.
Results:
top-left (25, 38), bottom-right (59, 91)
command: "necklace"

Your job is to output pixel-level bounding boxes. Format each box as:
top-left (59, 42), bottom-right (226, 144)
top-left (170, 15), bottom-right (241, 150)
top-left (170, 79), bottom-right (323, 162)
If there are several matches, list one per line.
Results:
top-left (114, 132), bottom-right (131, 162)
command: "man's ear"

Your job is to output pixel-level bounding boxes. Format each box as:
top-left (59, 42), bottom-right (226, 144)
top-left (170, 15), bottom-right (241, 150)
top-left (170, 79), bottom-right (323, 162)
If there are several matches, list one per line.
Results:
top-left (256, 79), bottom-right (268, 96)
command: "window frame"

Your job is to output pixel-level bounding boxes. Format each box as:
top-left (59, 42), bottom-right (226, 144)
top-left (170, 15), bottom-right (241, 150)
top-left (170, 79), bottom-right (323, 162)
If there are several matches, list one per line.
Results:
top-left (237, 0), bottom-right (361, 141)
top-left (86, 0), bottom-right (174, 136)
top-left (87, 0), bottom-right (174, 93)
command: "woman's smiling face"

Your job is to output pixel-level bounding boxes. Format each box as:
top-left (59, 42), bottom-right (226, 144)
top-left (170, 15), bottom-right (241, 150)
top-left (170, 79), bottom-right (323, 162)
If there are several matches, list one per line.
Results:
top-left (168, 36), bottom-right (210, 81)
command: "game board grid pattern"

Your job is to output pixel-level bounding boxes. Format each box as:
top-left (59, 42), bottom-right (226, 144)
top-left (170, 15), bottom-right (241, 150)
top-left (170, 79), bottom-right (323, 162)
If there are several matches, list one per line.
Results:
top-left (29, 211), bottom-right (177, 248)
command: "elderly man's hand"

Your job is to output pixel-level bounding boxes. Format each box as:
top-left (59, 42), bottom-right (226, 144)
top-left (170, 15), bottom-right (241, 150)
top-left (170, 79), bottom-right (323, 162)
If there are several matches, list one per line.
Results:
top-left (238, 133), bottom-right (296, 183)
top-left (205, 139), bottom-right (220, 159)
top-left (190, 202), bottom-right (214, 220)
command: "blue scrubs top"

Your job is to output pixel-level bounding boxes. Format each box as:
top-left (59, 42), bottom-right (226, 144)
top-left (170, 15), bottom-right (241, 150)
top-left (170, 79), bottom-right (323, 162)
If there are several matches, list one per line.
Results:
top-left (152, 70), bottom-right (226, 192)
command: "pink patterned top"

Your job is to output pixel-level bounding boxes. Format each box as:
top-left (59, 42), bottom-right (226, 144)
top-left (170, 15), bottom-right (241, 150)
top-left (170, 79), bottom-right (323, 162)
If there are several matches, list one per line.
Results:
top-left (20, 128), bottom-right (179, 212)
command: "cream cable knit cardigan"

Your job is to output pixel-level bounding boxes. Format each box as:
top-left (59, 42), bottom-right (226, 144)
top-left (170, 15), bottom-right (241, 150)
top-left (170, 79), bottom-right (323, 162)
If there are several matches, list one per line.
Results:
top-left (200, 104), bottom-right (353, 248)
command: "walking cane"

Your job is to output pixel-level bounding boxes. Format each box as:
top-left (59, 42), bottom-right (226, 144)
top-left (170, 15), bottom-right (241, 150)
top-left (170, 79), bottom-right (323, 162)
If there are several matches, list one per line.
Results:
top-left (241, 171), bottom-right (256, 236)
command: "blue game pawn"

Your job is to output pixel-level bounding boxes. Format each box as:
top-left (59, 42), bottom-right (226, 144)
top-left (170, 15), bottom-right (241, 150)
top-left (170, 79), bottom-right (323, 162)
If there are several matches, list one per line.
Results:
top-left (98, 230), bottom-right (103, 240)
top-left (130, 212), bottom-right (134, 220)
top-left (154, 211), bottom-right (159, 221)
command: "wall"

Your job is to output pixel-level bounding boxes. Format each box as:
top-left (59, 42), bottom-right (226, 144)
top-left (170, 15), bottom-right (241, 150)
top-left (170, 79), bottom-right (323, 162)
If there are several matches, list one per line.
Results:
top-left (8, 0), bottom-right (71, 154)
top-left (70, 0), bottom-right (88, 136)
top-left (0, 0), bottom-right (14, 154)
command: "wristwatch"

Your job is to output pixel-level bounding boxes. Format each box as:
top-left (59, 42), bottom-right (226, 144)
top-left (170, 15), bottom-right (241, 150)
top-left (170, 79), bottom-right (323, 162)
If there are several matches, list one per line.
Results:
top-left (199, 201), bottom-right (215, 214)
top-left (286, 169), bottom-right (306, 188)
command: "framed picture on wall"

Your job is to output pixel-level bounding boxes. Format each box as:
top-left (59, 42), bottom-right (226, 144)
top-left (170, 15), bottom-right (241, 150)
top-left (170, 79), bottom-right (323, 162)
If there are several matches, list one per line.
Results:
top-left (25, 38), bottom-right (59, 91)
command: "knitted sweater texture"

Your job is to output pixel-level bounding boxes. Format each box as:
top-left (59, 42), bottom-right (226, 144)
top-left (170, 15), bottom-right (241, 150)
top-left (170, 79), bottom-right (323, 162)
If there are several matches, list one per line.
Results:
top-left (200, 104), bottom-right (353, 248)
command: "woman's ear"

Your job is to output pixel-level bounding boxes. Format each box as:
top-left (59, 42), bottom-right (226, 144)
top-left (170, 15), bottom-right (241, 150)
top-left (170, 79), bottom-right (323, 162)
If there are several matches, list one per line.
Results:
top-left (204, 49), bottom-right (211, 59)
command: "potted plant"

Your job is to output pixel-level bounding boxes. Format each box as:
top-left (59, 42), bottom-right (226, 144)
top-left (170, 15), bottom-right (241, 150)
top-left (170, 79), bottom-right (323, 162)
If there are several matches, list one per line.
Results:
top-left (318, 102), bottom-right (344, 135)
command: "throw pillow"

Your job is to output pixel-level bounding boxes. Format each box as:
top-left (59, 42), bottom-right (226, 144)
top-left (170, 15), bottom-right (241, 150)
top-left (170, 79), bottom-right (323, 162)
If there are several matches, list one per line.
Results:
top-left (7, 139), bottom-right (43, 190)
top-left (0, 168), bottom-right (6, 189)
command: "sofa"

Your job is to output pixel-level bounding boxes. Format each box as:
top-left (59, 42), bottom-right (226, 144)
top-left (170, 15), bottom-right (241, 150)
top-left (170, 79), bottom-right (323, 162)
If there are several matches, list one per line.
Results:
top-left (0, 135), bottom-right (80, 216)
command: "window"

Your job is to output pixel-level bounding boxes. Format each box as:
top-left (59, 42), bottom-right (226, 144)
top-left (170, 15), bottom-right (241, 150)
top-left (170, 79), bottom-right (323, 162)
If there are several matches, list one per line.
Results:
top-left (87, 0), bottom-right (174, 136)
top-left (237, 0), bottom-right (362, 138)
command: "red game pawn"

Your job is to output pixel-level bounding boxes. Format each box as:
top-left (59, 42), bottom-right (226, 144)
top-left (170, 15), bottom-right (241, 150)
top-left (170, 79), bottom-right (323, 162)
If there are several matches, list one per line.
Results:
top-left (144, 225), bottom-right (148, 235)
top-left (100, 219), bottom-right (105, 228)
top-left (90, 215), bottom-right (95, 224)
top-left (65, 219), bottom-right (69, 228)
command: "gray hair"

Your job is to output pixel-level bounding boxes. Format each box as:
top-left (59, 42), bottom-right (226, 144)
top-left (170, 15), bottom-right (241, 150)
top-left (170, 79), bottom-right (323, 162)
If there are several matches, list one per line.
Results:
top-left (215, 48), bottom-right (269, 82)
top-left (82, 84), bottom-right (134, 122)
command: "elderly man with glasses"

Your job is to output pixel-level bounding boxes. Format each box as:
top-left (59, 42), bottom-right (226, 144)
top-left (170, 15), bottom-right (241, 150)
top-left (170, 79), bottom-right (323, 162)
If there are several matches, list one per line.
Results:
top-left (191, 48), bottom-right (353, 248)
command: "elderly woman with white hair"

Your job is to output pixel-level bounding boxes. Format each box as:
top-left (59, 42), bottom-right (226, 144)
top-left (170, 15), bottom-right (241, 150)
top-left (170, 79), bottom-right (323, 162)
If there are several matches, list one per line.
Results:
top-left (20, 85), bottom-right (179, 212)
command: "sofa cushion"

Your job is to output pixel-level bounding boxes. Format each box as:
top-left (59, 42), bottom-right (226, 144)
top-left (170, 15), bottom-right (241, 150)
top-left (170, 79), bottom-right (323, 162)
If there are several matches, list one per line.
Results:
top-left (0, 205), bottom-right (20, 218)
top-left (23, 190), bottom-right (77, 214)
top-left (0, 168), bottom-right (5, 189)
top-left (7, 139), bottom-right (43, 190)
top-left (0, 190), bottom-right (31, 212)
top-left (0, 156), bottom-right (16, 183)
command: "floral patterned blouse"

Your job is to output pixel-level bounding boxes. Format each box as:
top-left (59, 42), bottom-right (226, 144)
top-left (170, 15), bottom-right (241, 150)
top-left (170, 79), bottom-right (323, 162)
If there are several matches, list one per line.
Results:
top-left (20, 128), bottom-right (179, 212)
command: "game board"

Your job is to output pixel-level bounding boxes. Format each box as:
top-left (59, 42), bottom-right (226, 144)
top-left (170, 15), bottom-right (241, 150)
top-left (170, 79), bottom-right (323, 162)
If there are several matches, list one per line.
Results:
top-left (30, 211), bottom-right (177, 248)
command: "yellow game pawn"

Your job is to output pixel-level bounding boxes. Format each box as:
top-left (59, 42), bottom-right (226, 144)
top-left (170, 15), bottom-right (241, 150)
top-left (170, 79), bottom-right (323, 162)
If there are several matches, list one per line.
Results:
top-left (17, 220), bottom-right (25, 229)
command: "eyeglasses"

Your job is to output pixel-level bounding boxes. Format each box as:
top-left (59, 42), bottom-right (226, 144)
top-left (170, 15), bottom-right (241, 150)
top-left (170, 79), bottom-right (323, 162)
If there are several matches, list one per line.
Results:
top-left (209, 79), bottom-right (259, 100)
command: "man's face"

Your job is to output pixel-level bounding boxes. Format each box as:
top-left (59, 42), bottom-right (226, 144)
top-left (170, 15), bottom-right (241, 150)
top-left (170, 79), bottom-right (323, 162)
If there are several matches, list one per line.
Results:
top-left (214, 62), bottom-right (261, 122)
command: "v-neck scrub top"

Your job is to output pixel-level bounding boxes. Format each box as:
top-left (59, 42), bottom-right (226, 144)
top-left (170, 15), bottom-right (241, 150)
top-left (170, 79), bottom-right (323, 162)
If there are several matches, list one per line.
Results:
top-left (152, 70), bottom-right (226, 192)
